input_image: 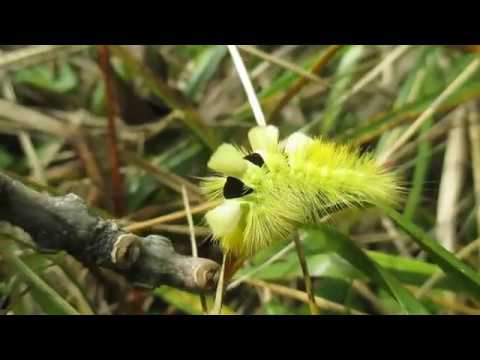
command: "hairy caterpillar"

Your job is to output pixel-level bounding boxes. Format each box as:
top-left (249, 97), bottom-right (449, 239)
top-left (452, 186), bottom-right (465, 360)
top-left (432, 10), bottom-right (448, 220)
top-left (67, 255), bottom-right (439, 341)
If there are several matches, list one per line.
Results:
top-left (202, 125), bottom-right (402, 259)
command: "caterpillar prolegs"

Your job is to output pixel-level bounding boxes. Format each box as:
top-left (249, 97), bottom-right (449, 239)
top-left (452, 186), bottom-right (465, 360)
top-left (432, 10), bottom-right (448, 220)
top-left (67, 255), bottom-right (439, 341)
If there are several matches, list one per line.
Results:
top-left (202, 125), bottom-right (402, 259)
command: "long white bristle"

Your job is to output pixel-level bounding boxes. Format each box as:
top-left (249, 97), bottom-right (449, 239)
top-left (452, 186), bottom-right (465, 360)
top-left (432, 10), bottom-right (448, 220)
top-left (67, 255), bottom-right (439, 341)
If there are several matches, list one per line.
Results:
top-left (227, 45), bottom-right (266, 127)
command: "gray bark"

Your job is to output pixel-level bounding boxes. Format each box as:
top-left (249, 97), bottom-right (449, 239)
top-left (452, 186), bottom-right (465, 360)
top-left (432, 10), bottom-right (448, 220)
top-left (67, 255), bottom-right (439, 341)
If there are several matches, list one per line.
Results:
top-left (0, 172), bottom-right (219, 293)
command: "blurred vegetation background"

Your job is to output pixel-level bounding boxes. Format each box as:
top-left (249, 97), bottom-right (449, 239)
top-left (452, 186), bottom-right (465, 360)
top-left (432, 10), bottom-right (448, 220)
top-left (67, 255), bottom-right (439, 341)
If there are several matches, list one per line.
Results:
top-left (1, 45), bottom-right (480, 315)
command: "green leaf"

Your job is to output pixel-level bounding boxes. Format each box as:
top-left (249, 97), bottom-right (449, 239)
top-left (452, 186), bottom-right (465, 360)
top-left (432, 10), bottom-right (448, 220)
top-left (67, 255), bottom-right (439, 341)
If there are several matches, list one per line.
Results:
top-left (178, 45), bottom-right (212, 59)
top-left (381, 205), bottom-right (480, 300)
top-left (154, 287), bottom-right (235, 315)
top-left (446, 53), bottom-right (480, 83)
top-left (152, 137), bottom-right (205, 171)
top-left (402, 48), bottom-right (443, 220)
top-left (260, 297), bottom-right (310, 315)
top-left (90, 80), bottom-right (107, 115)
top-left (126, 138), bottom-right (205, 211)
top-left (1, 242), bottom-right (79, 315)
top-left (13, 61), bottom-right (78, 93)
top-left (302, 225), bottom-right (430, 314)
top-left (126, 172), bottom-right (163, 212)
top-left (185, 45), bottom-right (227, 102)
top-left (0, 146), bottom-right (14, 169)
top-left (403, 116), bottom-right (432, 221)
top-left (235, 240), bottom-right (463, 294)
top-left (321, 45), bottom-right (365, 135)
top-left (366, 251), bottom-right (457, 291)
top-left (369, 250), bottom-right (435, 275)
top-left (239, 252), bottom-right (364, 283)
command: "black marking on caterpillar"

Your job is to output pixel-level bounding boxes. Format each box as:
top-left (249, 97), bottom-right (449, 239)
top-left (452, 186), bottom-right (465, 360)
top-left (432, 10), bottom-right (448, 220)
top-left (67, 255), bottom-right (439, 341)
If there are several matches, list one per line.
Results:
top-left (223, 176), bottom-right (254, 199)
top-left (244, 153), bottom-right (265, 168)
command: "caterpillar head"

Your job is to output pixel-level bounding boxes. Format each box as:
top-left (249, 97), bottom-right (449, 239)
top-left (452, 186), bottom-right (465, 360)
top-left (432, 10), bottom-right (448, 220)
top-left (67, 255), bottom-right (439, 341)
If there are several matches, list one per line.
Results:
top-left (202, 125), bottom-right (310, 259)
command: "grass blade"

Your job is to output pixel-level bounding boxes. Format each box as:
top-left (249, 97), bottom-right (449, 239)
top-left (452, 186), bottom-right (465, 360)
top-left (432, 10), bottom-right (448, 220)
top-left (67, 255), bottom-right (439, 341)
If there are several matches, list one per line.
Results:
top-left (302, 225), bottom-right (429, 314)
top-left (2, 243), bottom-right (79, 315)
top-left (381, 205), bottom-right (480, 300)
top-left (185, 45), bottom-right (228, 102)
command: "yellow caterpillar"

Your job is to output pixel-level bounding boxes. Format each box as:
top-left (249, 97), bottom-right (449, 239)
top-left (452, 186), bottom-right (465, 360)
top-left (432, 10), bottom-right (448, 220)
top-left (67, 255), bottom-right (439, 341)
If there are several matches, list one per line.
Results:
top-left (202, 125), bottom-right (402, 259)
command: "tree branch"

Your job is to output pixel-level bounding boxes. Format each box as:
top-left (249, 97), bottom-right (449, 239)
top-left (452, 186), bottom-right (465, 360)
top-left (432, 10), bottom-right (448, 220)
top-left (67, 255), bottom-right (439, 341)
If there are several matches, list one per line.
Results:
top-left (0, 172), bottom-right (219, 294)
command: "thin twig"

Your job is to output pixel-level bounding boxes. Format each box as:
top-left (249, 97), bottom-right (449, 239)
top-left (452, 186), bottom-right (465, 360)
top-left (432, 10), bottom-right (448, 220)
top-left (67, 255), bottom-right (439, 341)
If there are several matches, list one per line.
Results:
top-left (388, 110), bottom-right (456, 163)
top-left (18, 132), bottom-right (47, 186)
top-left (0, 45), bottom-right (89, 72)
top-left (69, 131), bottom-right (106, 206)
top-left (182, 187), bottom-right (199, 259)
top-left (1, 76), bottom-right (48, 186)
top-left (211, 254), bottom-right (227, 315)
top-left (124, 201), bottom-right (220, 233)
top-left (97, 45), bottom-right (125, 217)
top-left (125, 152), bottom-right (203, 203)
top-left (269, 45), bottom-right (342, 123)
top-left (246, 278), bottom-right (366, 315)
top-left (336, 45), bottom-right (412, 106)
top-left (0, 99), bottom-right (67, 137)
top-left (182, 186), bottom-right (208, 314)
top-left (251, 45), bottom-right (300, 79)
top-left (351, 280), bottom-right (390, 315)
top-left (435, 108), bottom-right (467, 252)
top-left (293, 235), bottom-right (319, 315)
top-left (382, 217), bottom-right (411, 257)
top-left (239, 45), bottom-right (325, 83)
top-left (426, 294), bottom-right (480, 315)
top-left (378, 58), bottom-right (480, 164)
top-left (151, 224), bottom-right (210, 237)
top-left (227, 242), bottom-right (296, 291)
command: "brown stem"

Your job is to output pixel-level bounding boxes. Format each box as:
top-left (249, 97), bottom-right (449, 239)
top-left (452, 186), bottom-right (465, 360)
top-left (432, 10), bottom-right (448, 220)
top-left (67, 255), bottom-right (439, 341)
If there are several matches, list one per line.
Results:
top-left (69, 130), bottom-right (106, 207)
top-left (97, 45), bottom-right (125, 216)
top-left (224, 255), bottom-right (246, 282)
top-left (269, 45), bottom-right (342, 123)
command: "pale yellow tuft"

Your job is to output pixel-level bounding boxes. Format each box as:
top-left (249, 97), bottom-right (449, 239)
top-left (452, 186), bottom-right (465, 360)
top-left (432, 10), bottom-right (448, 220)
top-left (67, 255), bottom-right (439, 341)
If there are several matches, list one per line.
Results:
top-left (207, 143), bottom-right (247, 177)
